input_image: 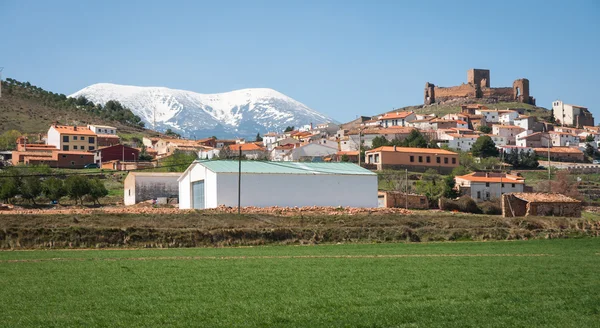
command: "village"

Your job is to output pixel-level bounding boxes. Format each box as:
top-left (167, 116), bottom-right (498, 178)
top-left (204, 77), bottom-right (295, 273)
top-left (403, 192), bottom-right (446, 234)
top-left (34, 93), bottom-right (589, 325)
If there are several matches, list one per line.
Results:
top-left (0, 69), bottom-right (596, 218)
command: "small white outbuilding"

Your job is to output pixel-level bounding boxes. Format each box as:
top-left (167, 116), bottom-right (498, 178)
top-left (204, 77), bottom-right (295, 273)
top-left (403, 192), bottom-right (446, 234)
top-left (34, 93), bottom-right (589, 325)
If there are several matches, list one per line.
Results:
top-left (178, 160), bottom-right (377, 209)
top-left (124, 172), bottom-right (182, 206)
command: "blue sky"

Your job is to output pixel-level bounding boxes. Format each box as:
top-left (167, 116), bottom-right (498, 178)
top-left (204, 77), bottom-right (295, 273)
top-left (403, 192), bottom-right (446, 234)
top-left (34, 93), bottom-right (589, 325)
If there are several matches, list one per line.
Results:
top-left (1, 0), bottom-right (598, 122)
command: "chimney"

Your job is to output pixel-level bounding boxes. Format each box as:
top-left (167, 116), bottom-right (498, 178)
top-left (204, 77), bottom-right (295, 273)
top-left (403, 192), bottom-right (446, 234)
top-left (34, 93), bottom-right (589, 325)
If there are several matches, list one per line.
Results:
top-left (73, 125), bottom-right (77, 131)
top-left (310, 122), bottom-right (313, 130)
top-left (485, 172), bottom-right (489, 178)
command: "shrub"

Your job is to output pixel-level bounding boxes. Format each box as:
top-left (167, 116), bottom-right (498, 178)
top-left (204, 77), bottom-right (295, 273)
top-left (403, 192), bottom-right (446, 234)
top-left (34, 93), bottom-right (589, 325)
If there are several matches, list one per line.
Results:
top-left (20, 176), bottom-right (42, 204)
top-left (479, 199), bottom-right (502, 215)
top-left (43, 177), bottom-right (67, 203)
top-left (64, 175), bottom-right (90, 205)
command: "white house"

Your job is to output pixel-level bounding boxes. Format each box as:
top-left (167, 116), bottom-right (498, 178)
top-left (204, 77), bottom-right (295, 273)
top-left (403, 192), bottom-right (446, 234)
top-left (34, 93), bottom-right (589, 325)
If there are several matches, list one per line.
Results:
top-left (441, 133), bottom-right (479, 152)
top-left (477, 110), bottom-right (501, 124)
top-left (455, 172), bottom-right (525, 202)
top-left (552, 100), bottom-right (594, 127)
top-left (498, 111), bottom-right (519, 125)
top-left (198, 146), bottom-right (220, 160)
top-left (516, 131), bottom-right (550, 148)
top-left (492, 125), bottom-right (525, 145)
top-left (124, 172), bottom-right (182, 206)
top-left (178, 161), bottom-right (378, 209)
top-left (378, 111), bottom-right (416, 128)
top-left (270, 145), bottom-right (295, 161)
top-left (549, 131), bottom-right (579, 147)
top-left (87, 125), bottom-right (117, 135)
top-left (262, 132), bottom-right (279, 150)
top-left (283, 143), bottom-right (338, 161)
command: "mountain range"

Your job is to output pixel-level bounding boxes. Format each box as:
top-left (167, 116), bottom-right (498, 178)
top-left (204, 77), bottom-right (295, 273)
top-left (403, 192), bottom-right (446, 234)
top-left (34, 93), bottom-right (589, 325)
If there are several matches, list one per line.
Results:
top-left (70, 83), bottom-right (335, 138)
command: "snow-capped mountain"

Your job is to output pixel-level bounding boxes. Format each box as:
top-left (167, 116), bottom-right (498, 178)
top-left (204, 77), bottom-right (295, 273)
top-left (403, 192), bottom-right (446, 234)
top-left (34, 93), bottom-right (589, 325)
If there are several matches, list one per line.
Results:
top-left (69, 83), bottom-right (336, 138)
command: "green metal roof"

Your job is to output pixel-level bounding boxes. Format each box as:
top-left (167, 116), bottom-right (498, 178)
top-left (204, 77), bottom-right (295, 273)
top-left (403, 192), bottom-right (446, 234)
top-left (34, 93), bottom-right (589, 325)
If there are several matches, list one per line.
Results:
top-left (195, 160), bottom-right (376, 175)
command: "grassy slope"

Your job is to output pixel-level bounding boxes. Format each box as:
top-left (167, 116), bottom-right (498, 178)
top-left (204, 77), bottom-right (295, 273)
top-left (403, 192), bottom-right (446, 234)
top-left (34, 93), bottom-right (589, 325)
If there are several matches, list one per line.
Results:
top-left (404, 101), bottom-right (552, 119)
top-left (0, 82), bottom-right (157, 138)
top-left (0, 239), bottom-right (598, 327)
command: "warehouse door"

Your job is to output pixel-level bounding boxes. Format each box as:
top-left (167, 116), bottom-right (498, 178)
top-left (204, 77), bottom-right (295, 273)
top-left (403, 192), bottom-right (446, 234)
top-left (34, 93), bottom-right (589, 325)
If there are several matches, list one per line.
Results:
top-left (192, 180), bottom-right (205, 209)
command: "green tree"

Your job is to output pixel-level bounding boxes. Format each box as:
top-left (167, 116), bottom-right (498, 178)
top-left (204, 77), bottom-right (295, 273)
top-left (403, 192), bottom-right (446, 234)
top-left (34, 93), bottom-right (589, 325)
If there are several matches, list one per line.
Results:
top-left (0, 130), bottom-right (22, 150)
top-left (284, 126), bottom-right (294, 132)
top-left (42, 177), bottom-right (67, 204)
top-left (478, 125), bottom-right (492, 134)
top-left (585, 134), bottom-right (595, 142)
top-left (415, 169), bottom-right (445, 205)
top-left (585, 143), bottom-right (595, 157)
top-left (399, 130), bottom-right (428, 148)
top-left (0, 177), bottom-right (19, 204)
top-left (88, 179), bottom-right (109, 205)
top-left (64, 175), bottom-right (90, 205)
top-left (451, 166), bottom-right (470, 176)
top-left (164, 129), bottom-right (181, 138)
top-left (340, 154), bottom-right (350, 162)
top-left (163, 150), bottom-right (198, 172)
top-left (20, 176), bottom-right (42, 204)
top-left (255, 133), bottom-right (263, 142)
top-left (443, 175), bottom-right (459, 199)
top-left (371, 136), bottom-right (390, 149)
top-left (471, 136), bottom-right (499, 158)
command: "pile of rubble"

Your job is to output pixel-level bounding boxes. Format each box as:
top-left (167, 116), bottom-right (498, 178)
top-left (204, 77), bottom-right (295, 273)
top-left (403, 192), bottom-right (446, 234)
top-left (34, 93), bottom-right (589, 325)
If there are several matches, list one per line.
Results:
top-left (0, 204), bottom-right (411, 216)
top-left (207, 205), bottom-right (412, 216)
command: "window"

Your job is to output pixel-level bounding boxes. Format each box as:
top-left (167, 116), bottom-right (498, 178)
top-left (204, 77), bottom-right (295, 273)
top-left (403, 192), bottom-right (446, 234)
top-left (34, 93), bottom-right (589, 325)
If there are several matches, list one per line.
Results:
top-left (436, 157), bottom-right (441, 164)
top-left (410, 155), bottom-right (414, 162)
top-left (89, 146), bottom-right (95, 151)
top-left (62, 155), bottom-right (66, 158)
top-left (444, 157), bottom-right (448, 164)
top-left (501, 183), bottom-right (505, 188)
top-left (374, 154), bottom-right (380, 163)
top-left (80, 156), bottom-right (84, 159)
top-left (426, 156), bottom-right (430, 163)
top-left (486, 182), bottom-right (490, 187)
top-left (452, 158), bottom-right (456, 164)
top-left (486, 192), bottom-right (490, 199)
top-left (62, 145), bottom-right (69, 151)
top-left (128, 190), bottom-right (131, 196)
top-left (512, 183), bottom-right (515, 188)
top-left (418, 156), bottom-right (423, 163)
top-left (63, 136), bottom-right (69, 143)
top-left (70, 161), bottom-right (75, 166)
top-left (73, 145), bottom-right (78, 150)
top-left (477, 191), bottom-right (481, 199)
top-left (89, 137), bottom-right (95, 144)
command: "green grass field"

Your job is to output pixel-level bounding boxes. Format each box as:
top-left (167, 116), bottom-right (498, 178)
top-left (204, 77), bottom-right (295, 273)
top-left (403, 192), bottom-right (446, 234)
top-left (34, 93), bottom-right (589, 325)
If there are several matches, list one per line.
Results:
top-left (1, 239), bottom-right (599, 327)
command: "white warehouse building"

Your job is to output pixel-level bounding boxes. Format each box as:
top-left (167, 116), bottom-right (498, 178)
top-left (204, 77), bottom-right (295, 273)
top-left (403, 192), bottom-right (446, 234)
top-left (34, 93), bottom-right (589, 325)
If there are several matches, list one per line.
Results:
top-left (178, 160), bottom-right (378, 209)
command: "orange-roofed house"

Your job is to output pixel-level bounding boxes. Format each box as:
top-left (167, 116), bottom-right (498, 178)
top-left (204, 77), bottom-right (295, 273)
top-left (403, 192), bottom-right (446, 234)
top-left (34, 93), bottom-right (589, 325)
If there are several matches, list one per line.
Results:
top-left (47, 124), bottom-right (98, 152)
top-left (548, 131), bottom-right (579, 147)
top-left (225, 143), bottom-right (267, 159)
top-left (365, 146), bottom-right (459, 173)
top-left (378, 111), bottom-right (416, 128)
top-left (455, 172), bottom-right (526, 201)
top-left (533, 147), bottom-right (584, 162)
top-left (461, 104), bottom-right (489, 115)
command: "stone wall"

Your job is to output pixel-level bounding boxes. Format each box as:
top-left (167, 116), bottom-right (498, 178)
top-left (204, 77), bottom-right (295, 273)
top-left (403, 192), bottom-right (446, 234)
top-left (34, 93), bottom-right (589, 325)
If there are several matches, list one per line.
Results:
top-left (502, 194), bottom-right (582, 217)
top-left (529, 203), bottom-right (581, 217)
top-left (424, 69), bottom-right (536, 105)
top-left (379, 191), bottom-right (428, 209)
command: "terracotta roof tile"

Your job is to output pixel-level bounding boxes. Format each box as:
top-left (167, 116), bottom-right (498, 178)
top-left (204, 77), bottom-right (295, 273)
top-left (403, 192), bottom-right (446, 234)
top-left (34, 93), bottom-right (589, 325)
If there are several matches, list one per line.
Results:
top-left (379, 111), bottom-right (414, 120)
top-left (52, 125), bottom-right (96, 136)
top-left (456, 172), bottom-right (524, 184)
top-left (366, 146), bottom-right (458, 155)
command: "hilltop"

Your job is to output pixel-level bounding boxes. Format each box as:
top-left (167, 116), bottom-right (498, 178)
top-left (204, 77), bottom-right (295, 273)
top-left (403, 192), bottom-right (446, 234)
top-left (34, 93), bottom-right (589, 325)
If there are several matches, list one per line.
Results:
top-left (399, 99), bottom-right (553, 119)
top-left (0, 79), bottom-right (159, 140)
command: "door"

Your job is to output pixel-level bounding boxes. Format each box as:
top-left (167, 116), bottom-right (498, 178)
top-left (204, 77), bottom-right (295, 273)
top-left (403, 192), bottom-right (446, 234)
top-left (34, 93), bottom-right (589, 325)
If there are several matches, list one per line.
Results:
top-left (192, 180), bottom-right (205, 209)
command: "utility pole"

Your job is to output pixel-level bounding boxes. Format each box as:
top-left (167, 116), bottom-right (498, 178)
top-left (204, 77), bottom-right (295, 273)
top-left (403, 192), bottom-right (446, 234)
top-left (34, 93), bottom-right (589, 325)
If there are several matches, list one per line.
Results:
top-left (238, 146), bottom-right (242, 215)
top-left (358, 128), bottom-right (362, 167)
top-left (548, 139), bottom-right (551, 192)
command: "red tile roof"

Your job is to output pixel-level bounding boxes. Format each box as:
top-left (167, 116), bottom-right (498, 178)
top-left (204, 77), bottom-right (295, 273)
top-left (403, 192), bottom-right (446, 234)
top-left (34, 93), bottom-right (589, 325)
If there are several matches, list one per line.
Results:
top-left (52, 125), bottom-right (96, 136)
top-left (367, 146), bottom-right (458, 155)
top-left (226, 143), bottom-right (265, 151)
top-left (456, 172), bottom-right (524, 184)
top-left (379, 111), bottom-right (414, 120)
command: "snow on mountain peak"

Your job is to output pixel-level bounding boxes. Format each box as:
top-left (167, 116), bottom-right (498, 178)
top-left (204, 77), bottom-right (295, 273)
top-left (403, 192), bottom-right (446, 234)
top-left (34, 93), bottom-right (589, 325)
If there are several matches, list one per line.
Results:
top-left (69, 83), bottom-right (336, 138)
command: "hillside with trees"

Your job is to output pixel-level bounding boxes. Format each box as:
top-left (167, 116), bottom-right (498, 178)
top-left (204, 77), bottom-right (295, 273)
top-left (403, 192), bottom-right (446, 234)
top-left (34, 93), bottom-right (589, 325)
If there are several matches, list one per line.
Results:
top-left (0, 78), bottom-right (151, 136)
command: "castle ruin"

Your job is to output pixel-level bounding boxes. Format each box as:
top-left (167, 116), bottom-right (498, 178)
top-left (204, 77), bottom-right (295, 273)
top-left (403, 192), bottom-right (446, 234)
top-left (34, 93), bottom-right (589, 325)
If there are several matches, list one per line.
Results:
top-left (424, 69), bottom-right (535, 105)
